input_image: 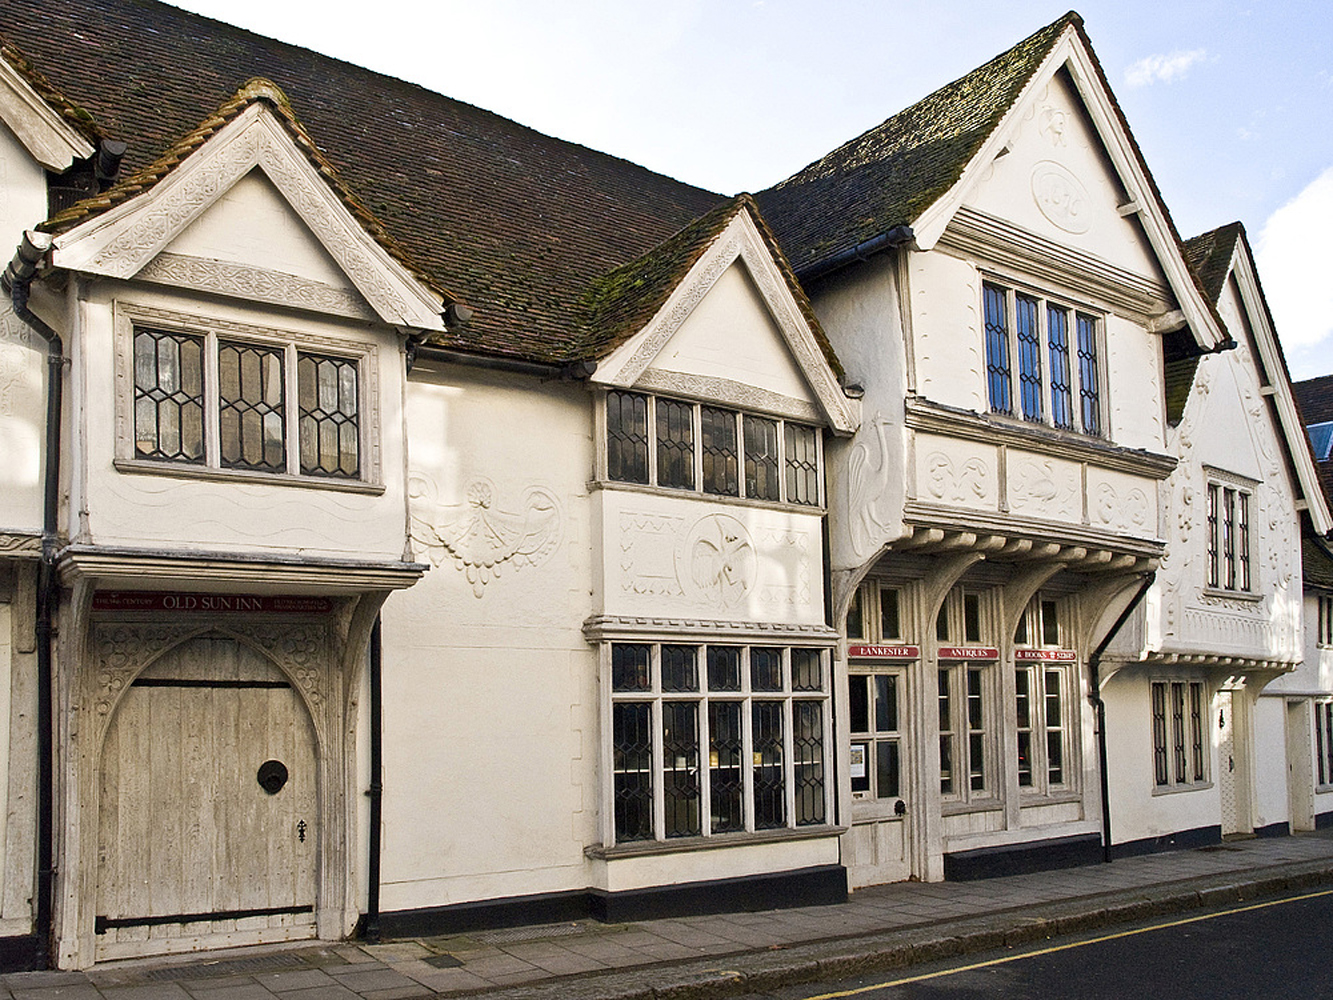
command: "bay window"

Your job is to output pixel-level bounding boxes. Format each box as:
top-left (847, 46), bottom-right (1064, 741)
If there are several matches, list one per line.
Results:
top-left (608, 642), bottom-right (831, 845)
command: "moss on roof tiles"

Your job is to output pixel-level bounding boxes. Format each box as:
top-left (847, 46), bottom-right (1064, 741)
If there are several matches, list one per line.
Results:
top-left (39, 76), bottom-right (453, 304)
top-left (1, 0), bottom-right (722, 365)
top-left (0, 38), bottom-right (104, 144)
top-left (1181, 223), bottom-right (1241, 304)
top-left (573, 194), bottom-right (843, 378)
top-left (757, 12), bottom-right (1078, 275)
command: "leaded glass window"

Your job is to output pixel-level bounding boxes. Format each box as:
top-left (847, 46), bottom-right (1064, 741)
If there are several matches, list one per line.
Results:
top-left (700, 406), bottom-right (739, 496)
top-left (607, 390), bottom-right (649, 484)
top-left (1015, 293), bottom-right (1043, 422)
top-left (298, 353), bottom-right (359, 477)
top-left (1047, 305), bottom-right (1073, 430)
top-left (983, 283), bottom-right (1012, 415)
top-left (218, 340), bottom-right (285, 472)
top-left (784, 422), bottom-right (820, 505)
top-left (744, 415), bottom-right (781, 501)
top-left (134, 329), bottom-right (205, 463)
top-left (656, 397), bottom-right (694, 489)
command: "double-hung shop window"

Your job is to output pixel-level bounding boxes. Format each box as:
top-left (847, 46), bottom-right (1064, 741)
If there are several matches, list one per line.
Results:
top-left (133, 326), bottom-right (361, 479)
top-left (1315, 702), bottom-right (1333, 787)
top-left (1205, 481), bottom-right (1251, 592)
top-left (935, 588), bottom-right (994, 801)
top-left (983, 281), bottom-right (1101, 435)
top-left (1151, 680), bottom-right (1207, 789)
top-left (1013, 596), bottom-right (1072, 795)
top-left (608, 643), bottom-right (830, 845)
top-left (605, 390), bottom-right (821, 506)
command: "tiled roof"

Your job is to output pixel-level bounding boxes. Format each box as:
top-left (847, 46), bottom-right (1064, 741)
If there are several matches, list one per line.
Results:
top-left (39, 77), bottom-right (449, 303)
top-left (756, 13), bottom-right (1077, 276)
top-left (1294, 375), bottom-right (1333, 426)
top-left (0, 0), bottom-right (723, 364)
top-left (574, 194), bottom-right (843, 380)
top-left (1304, 537), bottom-right (1333, 589)
top-left (0, 39), bottom-right (103, 145)
top-left (1181, 223), bottom-right (1241, 304)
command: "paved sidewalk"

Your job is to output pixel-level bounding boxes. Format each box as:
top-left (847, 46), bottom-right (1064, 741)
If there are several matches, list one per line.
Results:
top-left (11, 831), bottom-right (1333, 1000)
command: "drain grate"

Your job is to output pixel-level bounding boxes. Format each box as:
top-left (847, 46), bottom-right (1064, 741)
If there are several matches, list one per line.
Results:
top-left (474, 922), bottom-right (591, 945)
top-left (139, 953), bottom-right (312, 981)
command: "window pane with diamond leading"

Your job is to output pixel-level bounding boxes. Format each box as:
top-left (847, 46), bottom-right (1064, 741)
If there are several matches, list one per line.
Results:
top-left (134, 329), bottom-right (205, 463)
top-left (656, 397), bottom-right (694, 489)
top-left (607, 390), bottom-right (649, 484)
top-left (218, 340), bottom-right (285, 472)
top-left (298, 353), bottom-right (359, 478)
top-left (784, 423), bottom-right (820, 505)
top-left (700, 406), bottom-right (739, 496)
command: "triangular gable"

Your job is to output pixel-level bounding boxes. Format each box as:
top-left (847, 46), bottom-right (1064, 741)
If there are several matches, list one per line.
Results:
top-left (1191, 225), bottom-right (1333, 536)
top-left (46, 81), bottom-right (449, 331)
top-left (0, 45), bottom-right (95, 171)
top-left (591, 205), bottom-right (858, 434)
top-left (910, 20), bottom-right (1225, 352)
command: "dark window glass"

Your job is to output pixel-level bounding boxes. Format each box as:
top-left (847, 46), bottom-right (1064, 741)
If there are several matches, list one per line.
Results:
top-left (752, 701), bottom-right (785, 829)
top-left (1076, 314), bottom-right (1100, 435)
top-left (612, 702), bottom-right (653, 841)
top-left (846, 586), bottom-right (864, 639)
top-left (1016, 668), bottom-right (1033, 788)
top-left (743, 415), bottom-right (780, 501)
top-left (706, 646), bottom-right (741, 691)
top-left (936, 606), bottom-right (950, 642)
top-left (661, 645), bottom-right (698, 692)
top-left (134, 329), bottom-right (205, 463)
top-left (709, 702), bottom-right (744, 832)
top-left (611, 644), bottom-right (651, 692)
top-left (662, 703), bottom-right (700, 837)
top-left (1046, 669), bottom-right (1064, 785)
top-left (784, 423), bottom-right (820, 506)
top-left (297, 353), bottom-right (359, 478)
top-left (700, 406), bottom-right (739, 496)
top-left (963, 593), bottom-right (981, 643)
top-left (876, 740), bottom-right (900, 799)
top-left (750, 648), bottom-right (784, 691)
top-left (1047, 305), bottom-right (1073, 429)
top-left (968, 668), bottom-right (985, 791)
top-left (1041, 600), bottom-right (1060, 646)
top-left (875, 674), bottom-right (897, 732)
top-left (793, 701), bottom-right (825, 825)
top-left (1015, 294), bottom-right (1043, 421)
top-left (218, 340), bottom-right (285, 472)
top-left (792, 648), bottom-right (822, 691)
top-left (880, 588), bottom-right (900, 639)
top-left (1151, 682), bottom-right (1169, 786)
top-left (849, 676), bottom-right (870, 733)
top-left (983, 284), bottom-right (1012, 414)
top-left (656, 397), bottom-right (694, 489)
top-left (1207, 485), bottom-right (1220, 588)
top-left (607, 390), bottom-right (649, 483)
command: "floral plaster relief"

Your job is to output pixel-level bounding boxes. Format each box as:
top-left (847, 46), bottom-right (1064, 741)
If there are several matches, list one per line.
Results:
top-left (1008, 457), bottom-right (1080, 520)
top-left (409, 474), bottom-right (562, 597)
top-left (923, 451), bottom-right (991, 506)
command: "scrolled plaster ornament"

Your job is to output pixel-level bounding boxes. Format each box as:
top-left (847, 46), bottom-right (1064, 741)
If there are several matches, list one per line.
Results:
top-left (409, 474), bottom-right (562, 597)
top-left (846, 412), bottom-right (893, 558)
top-left (1009, 458), bottom-right (1077, 515)
top-left (682, 513), bottom-right (756, 609)
top-left (1030, 161), bottom-right (1091, 235)
top-left (1092, 481), bottom-right (1150, 531)
top-left (925, 451), bottom-right (989, 504)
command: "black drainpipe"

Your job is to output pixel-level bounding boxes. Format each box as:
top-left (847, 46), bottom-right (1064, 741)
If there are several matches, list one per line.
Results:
top-left (1087, 571), bottom-right (1156, 864)
top-left (4, 230), bottom-right (60, 968)
top-left (363, 616), bottom-right (383, 941)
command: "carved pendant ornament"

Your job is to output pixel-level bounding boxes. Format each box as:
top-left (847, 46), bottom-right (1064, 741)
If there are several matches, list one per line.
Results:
top-left (409, 474), bottom-right (562, 597)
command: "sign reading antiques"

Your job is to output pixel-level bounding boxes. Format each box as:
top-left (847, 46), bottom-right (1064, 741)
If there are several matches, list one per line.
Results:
top-left (937, 645), bottom-right (1000, 661)
top-left (92, 591), bottom-right (333, 614)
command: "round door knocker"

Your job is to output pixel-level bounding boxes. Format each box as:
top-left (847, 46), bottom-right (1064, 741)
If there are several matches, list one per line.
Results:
top-left (257, 759), bottom-right (289, 795)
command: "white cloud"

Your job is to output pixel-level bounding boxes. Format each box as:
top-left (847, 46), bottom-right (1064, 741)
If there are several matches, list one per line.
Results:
top-left (1255, 166), bottom-right (1333, 377)
top-left (1125, 49), bottom-right (1207, 88)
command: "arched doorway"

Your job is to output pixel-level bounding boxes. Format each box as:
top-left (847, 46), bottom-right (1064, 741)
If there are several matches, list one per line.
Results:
top-left (95, 635), bottom-right (318, 960)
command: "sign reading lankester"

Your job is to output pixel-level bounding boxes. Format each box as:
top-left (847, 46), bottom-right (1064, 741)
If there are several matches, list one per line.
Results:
top-left (847, 644), bottom-right (921, 660)
top-left (937, 645), bottom-right (1000, 661)
top-left (92, 591), bottom-right (333, 614)
top-left (1014, 649), bottom-right (1077, 661)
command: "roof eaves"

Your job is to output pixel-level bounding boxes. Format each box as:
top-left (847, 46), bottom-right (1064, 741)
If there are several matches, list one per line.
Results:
top-left (0, 37), bottom-right (104, 147)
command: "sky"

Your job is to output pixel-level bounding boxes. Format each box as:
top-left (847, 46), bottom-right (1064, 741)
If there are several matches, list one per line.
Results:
top-left (164, 0), bottom-right (1333, 382)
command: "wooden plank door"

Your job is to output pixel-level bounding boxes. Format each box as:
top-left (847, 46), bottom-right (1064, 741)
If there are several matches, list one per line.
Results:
top-left (96, 636), bottom-right (317, 960)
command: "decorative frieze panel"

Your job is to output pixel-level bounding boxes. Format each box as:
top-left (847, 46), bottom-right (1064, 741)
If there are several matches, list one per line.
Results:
top-left (137, 252), bottom-right (375, 320)
top-left (1007, 453), bottom-right (1080, 522)
top-left (409, 474), bottom-right (563, 598)
top-left (601, 492), bottom-right (824, 626)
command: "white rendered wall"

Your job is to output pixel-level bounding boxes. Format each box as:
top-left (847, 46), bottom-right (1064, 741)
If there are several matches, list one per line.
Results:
top-left (1102, 669), bottom-right (1220, 846)
top-left (807, 255), bottom-right (909, 573)
top-left (380, 371), bottom-right (595, 911)
top-left (962, 69), bottom-right (1162, 280)
top-left (0, 121), bottom-right (50, 535)
top-left (1251, 695), bottom-right (1289, 831)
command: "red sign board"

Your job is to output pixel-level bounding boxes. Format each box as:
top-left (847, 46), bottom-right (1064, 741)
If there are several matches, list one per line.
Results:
top-left (848, 644), bottom-right (921, 660)
top-left (1015, 648), bottom-right (1077, 662)
top-left (938, 645), bottom-right (1000, 661)
top-left (92, 591), bottom-right (333, 614)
